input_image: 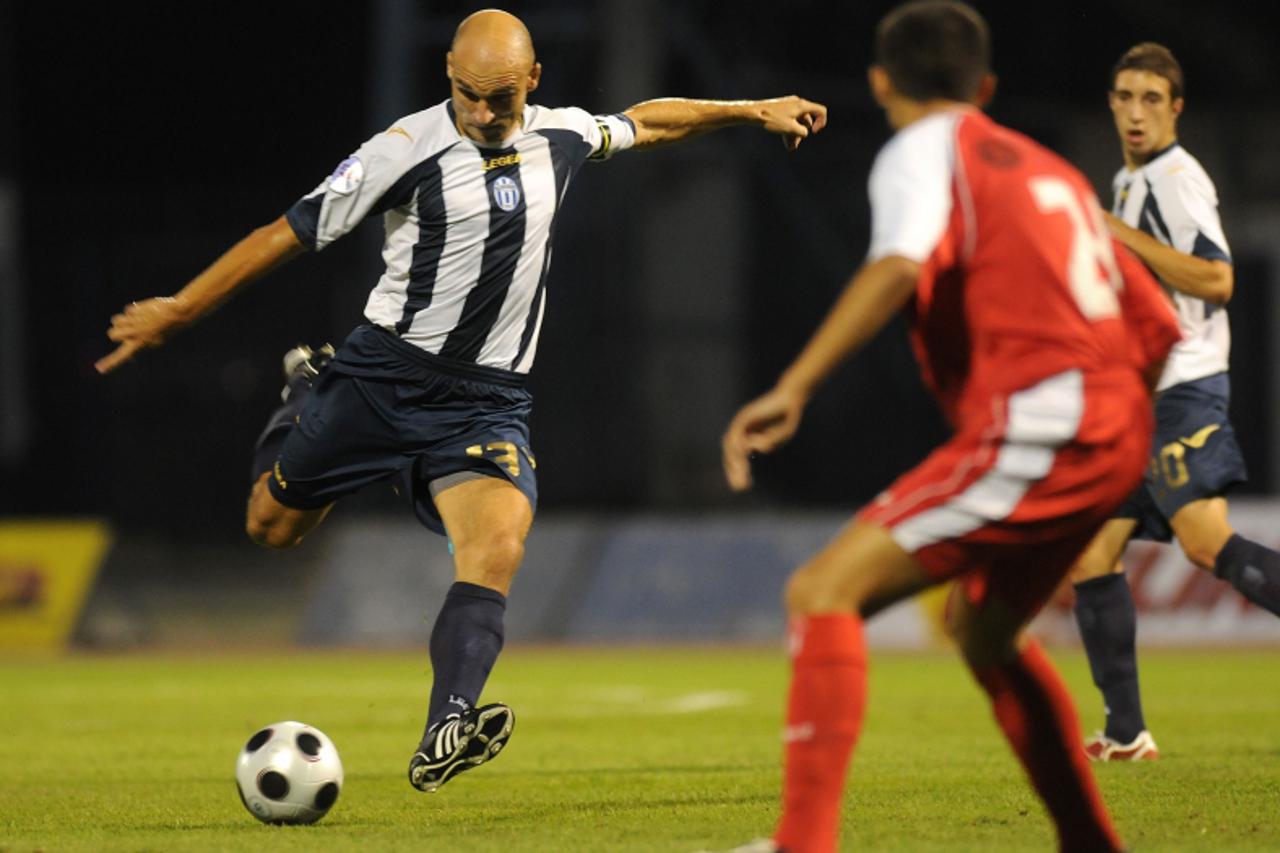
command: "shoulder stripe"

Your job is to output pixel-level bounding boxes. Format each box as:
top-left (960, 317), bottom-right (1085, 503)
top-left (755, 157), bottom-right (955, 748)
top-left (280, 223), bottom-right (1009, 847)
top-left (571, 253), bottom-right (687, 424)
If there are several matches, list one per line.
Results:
top-left (395, 157), bottom-right (449, 333)
top-left (1140, 179), bottom-right (1173, 244)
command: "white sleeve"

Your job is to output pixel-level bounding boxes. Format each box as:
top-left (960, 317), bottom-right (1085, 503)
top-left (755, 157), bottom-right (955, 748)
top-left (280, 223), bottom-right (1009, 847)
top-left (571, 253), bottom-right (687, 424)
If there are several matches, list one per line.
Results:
top-left (542, 106), bottom-right (636, 161)
top-left (285, 129), bottom-right (417, 251)
top-left (1152, 167), bottom-right (1231, 262)
top-left (866, 115), bottom-right (956, 263)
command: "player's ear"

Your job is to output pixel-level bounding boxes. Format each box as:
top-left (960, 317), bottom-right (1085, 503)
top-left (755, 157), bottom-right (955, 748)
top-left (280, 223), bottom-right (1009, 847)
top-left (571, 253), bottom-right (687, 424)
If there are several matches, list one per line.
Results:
top-left (446, 52), bottom-right (455, 82)
top-left (1171, 96), bottom-right (1184, 119)
top-left (867, 65), bottom-right (893, 107)
top-left (527, 61), bottom-right (542, 93)
top-left (974, 73), bottom-right (997, 109)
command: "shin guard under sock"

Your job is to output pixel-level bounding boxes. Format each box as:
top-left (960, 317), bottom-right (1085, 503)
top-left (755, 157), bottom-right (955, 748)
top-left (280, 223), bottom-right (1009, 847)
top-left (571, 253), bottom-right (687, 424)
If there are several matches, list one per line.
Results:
top-left (423, 582), bottom-right (507, 738)
top-left (1072, 573), bottom-right (1146, 742)
top-left (1215, 534), bottom-right (1280, 617)
top-left (773, 613), bottom-right (866, 853)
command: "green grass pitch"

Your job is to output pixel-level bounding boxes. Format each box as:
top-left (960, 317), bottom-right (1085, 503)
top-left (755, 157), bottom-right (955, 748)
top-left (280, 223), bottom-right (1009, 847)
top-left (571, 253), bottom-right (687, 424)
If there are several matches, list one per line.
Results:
top-left (2, 647), bottom-right (1278, 851)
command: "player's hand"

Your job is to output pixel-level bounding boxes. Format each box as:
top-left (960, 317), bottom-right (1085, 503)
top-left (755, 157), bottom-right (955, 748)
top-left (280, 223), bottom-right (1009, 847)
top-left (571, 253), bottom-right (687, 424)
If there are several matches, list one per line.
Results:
top-left (721, 384), bottom-right (807, 492)
top-left (95, 296), bottom-right (191, 374)
top-left (758, 96), bottom-right (828, 151)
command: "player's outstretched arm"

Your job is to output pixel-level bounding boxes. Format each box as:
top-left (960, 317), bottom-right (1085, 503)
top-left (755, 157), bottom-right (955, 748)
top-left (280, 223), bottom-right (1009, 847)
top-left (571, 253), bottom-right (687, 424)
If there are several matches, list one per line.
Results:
top-left (96, 216), bottom-right (306, 374)
top-left (721, 256), bottom-right (919, 491)
top-left (623, 96), bottom-right (827, 151)
top-left (1104, 212), bottom-right (1233, 305)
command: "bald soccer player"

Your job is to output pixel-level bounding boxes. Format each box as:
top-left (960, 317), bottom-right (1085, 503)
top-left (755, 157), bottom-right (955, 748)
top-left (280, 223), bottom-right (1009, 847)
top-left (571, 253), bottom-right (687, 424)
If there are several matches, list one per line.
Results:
top-left (97, 10), bottom-right (826, 793)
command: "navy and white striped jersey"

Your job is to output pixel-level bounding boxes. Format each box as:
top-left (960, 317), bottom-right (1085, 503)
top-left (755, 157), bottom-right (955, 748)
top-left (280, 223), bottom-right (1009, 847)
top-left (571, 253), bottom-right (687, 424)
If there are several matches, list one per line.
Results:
top-left (1112, 143), bottom-right (1231, 391)
top-left (285, 101), bottom-right (636, 374)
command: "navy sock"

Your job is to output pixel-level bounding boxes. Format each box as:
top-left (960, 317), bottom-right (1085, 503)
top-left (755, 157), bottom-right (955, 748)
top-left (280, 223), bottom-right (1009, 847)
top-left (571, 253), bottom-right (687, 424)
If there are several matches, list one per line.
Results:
top-left (1214, 534), bottom-right (1280, 617)
top-left (248, 380), bottom-right (312, 482)
top-left (1073, 573), bottom-right (1146, 743)
top-left (422, 582), bottom-right (507, 740)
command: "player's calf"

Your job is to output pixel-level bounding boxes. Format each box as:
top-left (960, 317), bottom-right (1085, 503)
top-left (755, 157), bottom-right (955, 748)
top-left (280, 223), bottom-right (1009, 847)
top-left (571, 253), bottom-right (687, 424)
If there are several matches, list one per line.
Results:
top-left (1213, 534), bottom-right (1280, 617)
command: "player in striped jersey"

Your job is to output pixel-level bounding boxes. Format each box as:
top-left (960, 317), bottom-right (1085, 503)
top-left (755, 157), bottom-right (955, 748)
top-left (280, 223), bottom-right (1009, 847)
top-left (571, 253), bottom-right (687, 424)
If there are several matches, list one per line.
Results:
top-left (96, 9), bottom-right (827, 793)
top-left (1068, 43), bottom-right (1280, 762)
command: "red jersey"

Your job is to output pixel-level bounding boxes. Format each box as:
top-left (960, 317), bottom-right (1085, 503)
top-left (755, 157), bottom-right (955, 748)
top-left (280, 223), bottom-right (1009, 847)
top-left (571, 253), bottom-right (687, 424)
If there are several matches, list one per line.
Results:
top-left (866, 109), bottom-right (1180, 428)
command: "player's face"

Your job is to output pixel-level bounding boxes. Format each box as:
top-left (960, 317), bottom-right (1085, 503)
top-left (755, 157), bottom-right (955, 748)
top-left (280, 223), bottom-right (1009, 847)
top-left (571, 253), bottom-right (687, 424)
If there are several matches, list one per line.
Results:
top-left (448, 56), bottom-right (541, 145)
top-left (1109, 69), bottom-right (1182, 167)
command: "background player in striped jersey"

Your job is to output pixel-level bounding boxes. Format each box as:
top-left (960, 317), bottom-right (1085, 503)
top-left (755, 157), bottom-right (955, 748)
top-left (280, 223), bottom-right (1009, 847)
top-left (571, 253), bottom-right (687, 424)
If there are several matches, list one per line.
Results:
top-left (1068, 42), bottom-right (1280, 762)
top-left (720, 3), bottom-right (1180, 851)
top-left (96, 9), bottom-right (826, 793)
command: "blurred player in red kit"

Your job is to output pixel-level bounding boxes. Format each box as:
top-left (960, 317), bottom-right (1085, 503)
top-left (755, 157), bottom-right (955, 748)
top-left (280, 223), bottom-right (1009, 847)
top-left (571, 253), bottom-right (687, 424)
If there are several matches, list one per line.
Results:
top-left (719, 2), bottom-right (1181, 851)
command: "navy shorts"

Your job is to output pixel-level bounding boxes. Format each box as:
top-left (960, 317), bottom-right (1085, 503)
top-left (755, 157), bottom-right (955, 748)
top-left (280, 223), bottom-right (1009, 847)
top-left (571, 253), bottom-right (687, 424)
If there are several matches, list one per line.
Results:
top-left (267, 325), bottom-right (537, 535)
top-left (1116, 372), bottom-right (1246, 541)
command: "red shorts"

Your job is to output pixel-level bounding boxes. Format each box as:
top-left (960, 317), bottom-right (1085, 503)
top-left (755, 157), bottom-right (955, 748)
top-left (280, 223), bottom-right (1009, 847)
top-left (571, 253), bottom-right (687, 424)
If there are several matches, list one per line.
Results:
top-left (859, 369), bottom-right (1152, 621)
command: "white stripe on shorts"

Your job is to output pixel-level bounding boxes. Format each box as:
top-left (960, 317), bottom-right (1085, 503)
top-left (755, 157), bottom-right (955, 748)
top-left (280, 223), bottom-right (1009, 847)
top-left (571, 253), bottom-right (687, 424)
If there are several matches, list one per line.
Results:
top-left (891, 369), bottom-right (1085, 552)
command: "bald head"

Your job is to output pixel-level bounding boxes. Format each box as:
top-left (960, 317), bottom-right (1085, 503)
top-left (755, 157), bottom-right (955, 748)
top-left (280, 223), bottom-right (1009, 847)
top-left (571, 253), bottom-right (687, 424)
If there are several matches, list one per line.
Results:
top-left (452, 9), bottom-right (535, 70)
top-left (447, 9), bottom-right (541, 145)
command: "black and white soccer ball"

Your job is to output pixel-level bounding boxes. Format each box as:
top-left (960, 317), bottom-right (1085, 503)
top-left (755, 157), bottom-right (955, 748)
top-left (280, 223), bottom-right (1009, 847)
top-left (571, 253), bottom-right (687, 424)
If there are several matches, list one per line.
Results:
top-left (234, 721), bottom-right (343, 824)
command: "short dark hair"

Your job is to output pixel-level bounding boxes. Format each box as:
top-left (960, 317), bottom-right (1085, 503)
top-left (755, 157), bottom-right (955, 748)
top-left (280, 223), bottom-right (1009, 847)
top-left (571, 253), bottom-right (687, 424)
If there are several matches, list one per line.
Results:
top-left (1111, 42), bottom-right (1184, 101)
top-left (875, 1), bottom-right (991, 102)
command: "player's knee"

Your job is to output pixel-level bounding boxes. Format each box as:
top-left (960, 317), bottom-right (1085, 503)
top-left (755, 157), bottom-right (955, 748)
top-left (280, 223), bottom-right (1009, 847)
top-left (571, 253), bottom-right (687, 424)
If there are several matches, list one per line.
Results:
top-left (245, 512), bottom-right (302, 550)
top-left (1069, 548), bottom-right (1119, 585)
top-left (783, 561), bottom-right (853, 616)
top-left (455, 530), bottom-right (525, 581)
top-left (246, 521), bottom-right (299, 550)
top-left (1178, 536), bottom-right (1221, 571)
top-left (783, 569), bottom-right (814, 615)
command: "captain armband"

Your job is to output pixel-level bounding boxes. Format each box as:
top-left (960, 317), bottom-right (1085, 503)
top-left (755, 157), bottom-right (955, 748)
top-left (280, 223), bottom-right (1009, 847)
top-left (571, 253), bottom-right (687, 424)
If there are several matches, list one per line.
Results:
top-left (588, 113), bottom-right (637, 160)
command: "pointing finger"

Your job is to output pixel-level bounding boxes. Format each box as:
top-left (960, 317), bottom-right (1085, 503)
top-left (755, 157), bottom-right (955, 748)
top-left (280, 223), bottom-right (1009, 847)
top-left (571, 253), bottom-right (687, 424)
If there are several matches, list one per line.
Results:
top-left (95, 340), bottom-right (141, 375)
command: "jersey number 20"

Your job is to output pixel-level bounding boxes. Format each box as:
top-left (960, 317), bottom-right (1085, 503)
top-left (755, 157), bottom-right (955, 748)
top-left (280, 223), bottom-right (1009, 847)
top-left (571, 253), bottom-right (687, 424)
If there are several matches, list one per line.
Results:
top-left (1030, 176), bottom-right (1122, 320)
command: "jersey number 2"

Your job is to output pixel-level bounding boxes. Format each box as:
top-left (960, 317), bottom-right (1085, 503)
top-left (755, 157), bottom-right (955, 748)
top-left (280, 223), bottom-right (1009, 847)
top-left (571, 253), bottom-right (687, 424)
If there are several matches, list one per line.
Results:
top-left (1030, 177), bottom-right (1122, 320)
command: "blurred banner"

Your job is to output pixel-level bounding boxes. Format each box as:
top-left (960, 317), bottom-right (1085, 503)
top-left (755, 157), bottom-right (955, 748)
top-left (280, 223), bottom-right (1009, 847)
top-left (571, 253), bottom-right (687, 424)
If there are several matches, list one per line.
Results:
top-left (0, 519), bottom-right (111, 653)
top-left (295, 501), bottom-right (1280, 649)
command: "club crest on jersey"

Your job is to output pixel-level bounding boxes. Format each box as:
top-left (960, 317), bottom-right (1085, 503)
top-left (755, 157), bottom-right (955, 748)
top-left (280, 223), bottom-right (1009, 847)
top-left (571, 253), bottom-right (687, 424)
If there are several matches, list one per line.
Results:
top-left (491, 175), bottom-right (521, 212)
top-left (328, 156), bottom-right (364, 196)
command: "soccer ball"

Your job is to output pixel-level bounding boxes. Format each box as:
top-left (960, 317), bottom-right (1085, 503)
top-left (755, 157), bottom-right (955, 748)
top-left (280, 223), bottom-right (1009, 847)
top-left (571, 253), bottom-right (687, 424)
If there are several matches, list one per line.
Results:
top-left (234, 721), bottom-right (343, 824)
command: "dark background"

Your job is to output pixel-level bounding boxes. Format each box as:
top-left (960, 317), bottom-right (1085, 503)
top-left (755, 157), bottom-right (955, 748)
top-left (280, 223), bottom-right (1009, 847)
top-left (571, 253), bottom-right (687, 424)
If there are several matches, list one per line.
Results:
top-left (5, 1), bottom-right (1278, 541)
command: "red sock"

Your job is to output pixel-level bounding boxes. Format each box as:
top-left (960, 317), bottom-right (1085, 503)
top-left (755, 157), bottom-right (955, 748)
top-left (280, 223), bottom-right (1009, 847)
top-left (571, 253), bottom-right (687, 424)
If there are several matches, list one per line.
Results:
top-left (773, 613), bottom-right (866, 853)
top-left (971, 640), bottom-right (1124, 852)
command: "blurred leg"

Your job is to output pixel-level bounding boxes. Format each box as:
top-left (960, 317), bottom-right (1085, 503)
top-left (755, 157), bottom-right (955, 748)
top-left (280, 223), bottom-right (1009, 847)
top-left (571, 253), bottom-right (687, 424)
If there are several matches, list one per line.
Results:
top-left (773, 521), bottom-right (931, 853)
top-left (1068, 518), bottom-right (1148, 742)
top-left (951, 565), bottom-right (1124, 853)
